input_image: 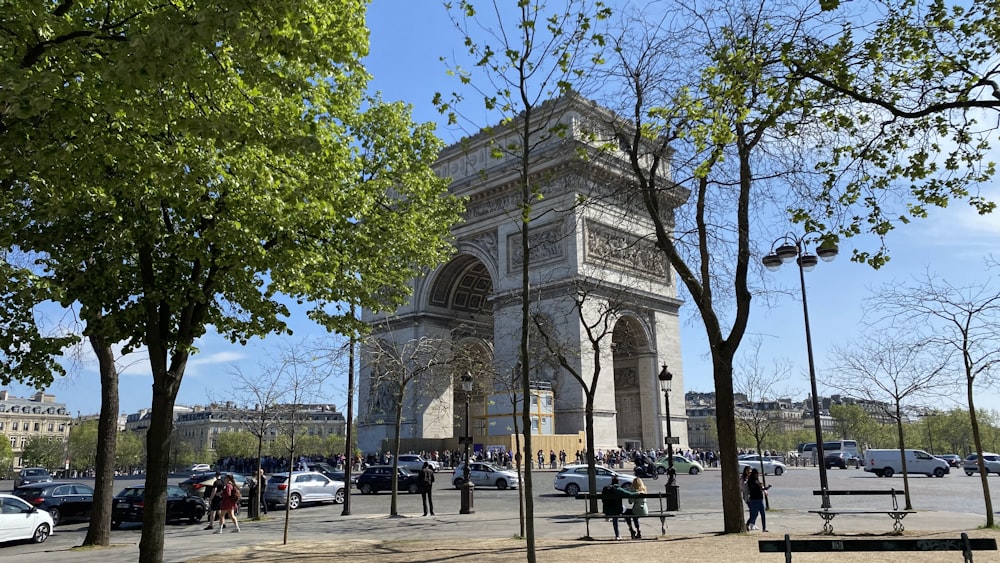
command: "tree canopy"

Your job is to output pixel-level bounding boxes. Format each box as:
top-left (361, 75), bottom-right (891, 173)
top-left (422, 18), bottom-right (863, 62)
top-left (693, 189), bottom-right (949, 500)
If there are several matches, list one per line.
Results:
top-left (2, 2), bottom-right (463, 560)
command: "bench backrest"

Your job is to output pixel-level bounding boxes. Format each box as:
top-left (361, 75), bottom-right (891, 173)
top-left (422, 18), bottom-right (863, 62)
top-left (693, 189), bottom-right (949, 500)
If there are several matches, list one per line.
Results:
top-left (759, 533), bottom-right (997, 553)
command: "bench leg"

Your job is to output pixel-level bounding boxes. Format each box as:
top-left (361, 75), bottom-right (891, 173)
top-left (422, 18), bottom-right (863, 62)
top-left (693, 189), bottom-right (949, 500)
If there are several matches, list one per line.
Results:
top-left (660, 516), bottom-right (666, 535)
top-left (819, 513), bottom-right (835, 535)
top-left (891, 513), bottom-right (907, 535)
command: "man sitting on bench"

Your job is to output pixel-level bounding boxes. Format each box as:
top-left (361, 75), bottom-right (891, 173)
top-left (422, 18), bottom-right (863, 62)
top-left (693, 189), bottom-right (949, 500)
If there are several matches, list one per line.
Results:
top-left (602, 475), bottom-right (639, 540)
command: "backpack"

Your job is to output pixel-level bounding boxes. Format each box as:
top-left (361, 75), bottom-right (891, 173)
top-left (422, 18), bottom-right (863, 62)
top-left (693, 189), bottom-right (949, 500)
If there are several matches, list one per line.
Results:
top-left (229, 483), bottom-right (242, 502)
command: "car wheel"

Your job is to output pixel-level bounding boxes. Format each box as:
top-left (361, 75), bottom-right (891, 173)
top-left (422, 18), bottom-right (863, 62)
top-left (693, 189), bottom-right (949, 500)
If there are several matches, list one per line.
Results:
top-left (656, 466), bottom-right (666, 475)
top-left (882, 467), bottom-right (894, 478)
top-left (774, 467), bottom-right (784, 476)
top-left (47, 507), bottom-right (61, 526)
top-left (453, 478), bottom-right (465, 489)
top-left (408, 483), bottom-right (420, 494)
top-left (933, 468), bottom-right (946, 478)
top-left (689, 467), bottom-right (700, 475)
top-left (565, 483), bottom-right (581, 497)
top-left (288, 493), bottom-right (301, 510)
top-left (359, 483), bottom-right (373, 495)
top-left (335, 489), bottom-right (345, 504)
top-left (32, 523), bottom-right (51, 544)
top-left (496, 479), bottom-right (508, 490)
top-left (111, 520), bottom-right (121, 529)
top-left (190, 506), bottom-right (206, 523)
top-left (966, 470), bottom-right (974, 476)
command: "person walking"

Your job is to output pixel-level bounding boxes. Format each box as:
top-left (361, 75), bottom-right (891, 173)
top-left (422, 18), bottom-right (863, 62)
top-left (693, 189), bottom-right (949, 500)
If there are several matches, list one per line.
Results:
top-left (746, 468), bottom-right (771, 532)
top-left (623, 478), bottom-right (648, 539)
top-left (419, 462), bottom-right (435, 516)
top-left (203, 471), bottom-right (225, 530)
top-left (217, 474), bottom-right (242, 533)
top-left (601, 475), bottom-right (638, 540)
top-left (739, 465), bottom-right (752, 508)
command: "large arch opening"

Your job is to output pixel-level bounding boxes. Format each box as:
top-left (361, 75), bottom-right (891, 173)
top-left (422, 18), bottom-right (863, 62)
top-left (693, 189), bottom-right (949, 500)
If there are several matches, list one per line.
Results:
top-left (612, 316), bottom-right (650, 450)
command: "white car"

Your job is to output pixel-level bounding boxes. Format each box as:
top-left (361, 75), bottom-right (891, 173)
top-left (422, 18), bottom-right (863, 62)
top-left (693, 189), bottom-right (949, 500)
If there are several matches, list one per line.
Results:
top-left (0, 494), bottom-right (53, 544)
top-left (738, 455), bottom-right (787, 476)
top-left (553, 464), bottom-right (635, 496)
top-left (452, 462), bottom-right (521, 490)
top-left (396, 454), bottom-right (441, 473)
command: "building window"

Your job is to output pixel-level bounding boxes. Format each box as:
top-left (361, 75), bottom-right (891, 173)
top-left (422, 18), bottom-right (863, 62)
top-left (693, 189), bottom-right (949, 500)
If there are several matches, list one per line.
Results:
top-left (11, 422), bottom-right (17, 431)
top-left (58, 424), bottom-right (65, 432)
top-left (47, 423), bottom-right (54, 432)
top-left (0, 422), bottom-right (4, 430)
top-left (33, 423), bottom-right (40, 432)
top-left (8, 437), bottom-right (13, 448)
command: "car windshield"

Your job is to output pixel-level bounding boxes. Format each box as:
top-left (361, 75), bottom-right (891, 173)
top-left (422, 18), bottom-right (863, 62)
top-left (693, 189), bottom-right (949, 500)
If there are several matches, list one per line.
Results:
top-left (118, 488), bottom-right (144, 499)
top-left (24, 469), bottom-right (48, 476)
top-left (268, 475), bottom-right (289, 484)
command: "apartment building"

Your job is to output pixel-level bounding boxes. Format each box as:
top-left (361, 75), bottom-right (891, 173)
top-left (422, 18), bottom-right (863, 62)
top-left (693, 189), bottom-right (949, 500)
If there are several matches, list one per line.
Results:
top-left (0, 390), bottom-right (72, 468)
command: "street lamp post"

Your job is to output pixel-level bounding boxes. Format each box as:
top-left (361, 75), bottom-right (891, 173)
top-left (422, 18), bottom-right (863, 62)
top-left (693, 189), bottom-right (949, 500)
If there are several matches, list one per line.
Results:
top-left (460, 372), bottom-right (475, 514)
top-left (658, 364), bottom-right (679, 509)
top-left (762, 232), bottom-right (837, 509)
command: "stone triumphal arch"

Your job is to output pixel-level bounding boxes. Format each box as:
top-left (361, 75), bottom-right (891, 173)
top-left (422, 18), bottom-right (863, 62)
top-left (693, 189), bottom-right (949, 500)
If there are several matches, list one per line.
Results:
top-left (357, 95), bottom-right (688, 455)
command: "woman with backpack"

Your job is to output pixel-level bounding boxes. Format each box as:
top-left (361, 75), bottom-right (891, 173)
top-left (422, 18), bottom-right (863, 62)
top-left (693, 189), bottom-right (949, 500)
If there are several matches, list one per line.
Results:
top-left (217, 474), bottom-right (241, 533)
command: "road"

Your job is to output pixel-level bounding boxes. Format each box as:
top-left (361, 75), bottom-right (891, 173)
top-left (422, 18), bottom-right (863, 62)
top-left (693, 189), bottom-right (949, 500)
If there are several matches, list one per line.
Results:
top-left (0, 464), bottom-right (992, 561)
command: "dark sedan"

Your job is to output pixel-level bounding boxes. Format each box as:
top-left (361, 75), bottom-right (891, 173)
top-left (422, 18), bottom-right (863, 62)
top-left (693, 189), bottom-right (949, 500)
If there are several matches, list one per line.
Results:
top-left (356, 465), bottom-right (421, 494)
top-left (111, 485), bottom-right (207, 528)
top-left (178, 472), bottom-right (251, 507)
top-left (12, 482), bottom-right (93, 526)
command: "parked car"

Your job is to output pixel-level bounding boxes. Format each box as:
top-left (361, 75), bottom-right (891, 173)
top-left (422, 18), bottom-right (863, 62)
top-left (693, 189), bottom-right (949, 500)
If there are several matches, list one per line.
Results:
top-left (356, 465), bottom-right (421, 494)
top-left (963, 452), bottom-right (1000, 476)
top-left (303, 462), bottom-right (357, 485)
top-left (654, 455), bottom-right (704, 475)
top-left (824, 452), bottom-right (859, 470)
top-left (553, 464), bottom-right (635, 496)
top-left (935, 454), bottom-right (962, 468)
top-left (111, 485), bottom-right (207, 528)
top-left (0, 494), bottom-right (53, 544)
top-left (13, 468), bottom-right (52, 489)
top-left (452, 462), bottom-right (521, 489)
top-left (396, 454), bottom-right (441, 473)
top-left (738, 455), bottom-right (787, 476)
top-left (12, 482), bottom-right (93, 526)
top-left (263, 471), bottom-right (345, 509)
top-left (178, 472), bottom-right (252, 507)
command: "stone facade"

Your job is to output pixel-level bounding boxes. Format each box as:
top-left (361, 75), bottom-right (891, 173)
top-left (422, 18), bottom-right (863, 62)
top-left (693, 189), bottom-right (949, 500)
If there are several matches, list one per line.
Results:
top-left (358, 94), bottom-right (688, 455)
top-left (0, 390), bottom-right (71, 468)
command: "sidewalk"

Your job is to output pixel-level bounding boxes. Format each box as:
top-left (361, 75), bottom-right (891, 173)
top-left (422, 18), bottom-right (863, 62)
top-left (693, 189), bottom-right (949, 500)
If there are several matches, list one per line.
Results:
top-left (15, 505), bottom-right (992, 562)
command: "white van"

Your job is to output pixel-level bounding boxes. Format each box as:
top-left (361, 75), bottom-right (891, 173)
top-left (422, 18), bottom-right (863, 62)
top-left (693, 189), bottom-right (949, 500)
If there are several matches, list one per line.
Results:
top-left (863, 448), bottom-right (950, 478)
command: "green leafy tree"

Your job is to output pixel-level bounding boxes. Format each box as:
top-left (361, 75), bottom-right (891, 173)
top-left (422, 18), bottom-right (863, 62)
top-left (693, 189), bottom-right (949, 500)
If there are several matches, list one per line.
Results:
top-left (116, 431), bottom-right (146, 472)
top-left (0, 434), bottom-right (14, 477)
top-left (68, 421), bottom-right (99, 473)
top-left (21, 436), bottom-right (65, 470)
top-left (2, 2), bottom-right (461, 559)
top-left (828, 404), bottom-right (881, 451)
top-left (213, 431), bottom-right (257, 461)
top-left (788, 0), bottom-right (998, 267)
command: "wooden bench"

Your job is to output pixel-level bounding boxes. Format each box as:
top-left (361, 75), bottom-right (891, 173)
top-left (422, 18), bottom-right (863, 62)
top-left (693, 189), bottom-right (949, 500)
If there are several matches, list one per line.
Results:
top-left (809, 489), bottom-right (915, 534)
top-left (576, 492), bottom-right (676, 539)
top-left (760, 532), bottom-right (997, 562)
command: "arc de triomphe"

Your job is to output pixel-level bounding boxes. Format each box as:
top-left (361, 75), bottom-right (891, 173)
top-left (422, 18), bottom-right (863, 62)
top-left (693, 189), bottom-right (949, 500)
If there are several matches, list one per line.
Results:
top-left (357, 94), bottom-right (688, 456)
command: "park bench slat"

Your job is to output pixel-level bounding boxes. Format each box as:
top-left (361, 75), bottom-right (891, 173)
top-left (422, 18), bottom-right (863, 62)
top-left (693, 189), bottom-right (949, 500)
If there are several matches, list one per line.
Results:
top-left (759, 537), bottom-right (997, 552)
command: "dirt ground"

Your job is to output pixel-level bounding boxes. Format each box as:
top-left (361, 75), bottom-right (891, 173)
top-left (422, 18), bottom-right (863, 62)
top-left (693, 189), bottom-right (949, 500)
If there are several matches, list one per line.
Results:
top-left (192, 529), bottom-right (1000, 562)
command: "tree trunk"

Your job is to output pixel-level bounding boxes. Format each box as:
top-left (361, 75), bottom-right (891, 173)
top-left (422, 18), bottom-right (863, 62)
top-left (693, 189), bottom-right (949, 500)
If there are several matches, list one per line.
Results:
top-left (82, 335), bottom-right (117, 546)
top-left (138, 368), bottom-right (182, 563)
top-left (391, 397), bottom-right (403, 516)
top-left (895, 402), bottom-right (913, 510)
top-left (711, 349), bottom-right (745, 534)
top-left (969, 376), bottom-right (994, 526)
top-left (585, 394), bottom-right (598, 514)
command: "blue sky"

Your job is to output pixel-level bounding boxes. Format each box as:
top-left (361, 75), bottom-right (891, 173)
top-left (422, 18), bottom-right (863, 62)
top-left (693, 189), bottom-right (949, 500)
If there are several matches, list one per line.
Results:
top-left (13, 1), bottom-right (1000, 421)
